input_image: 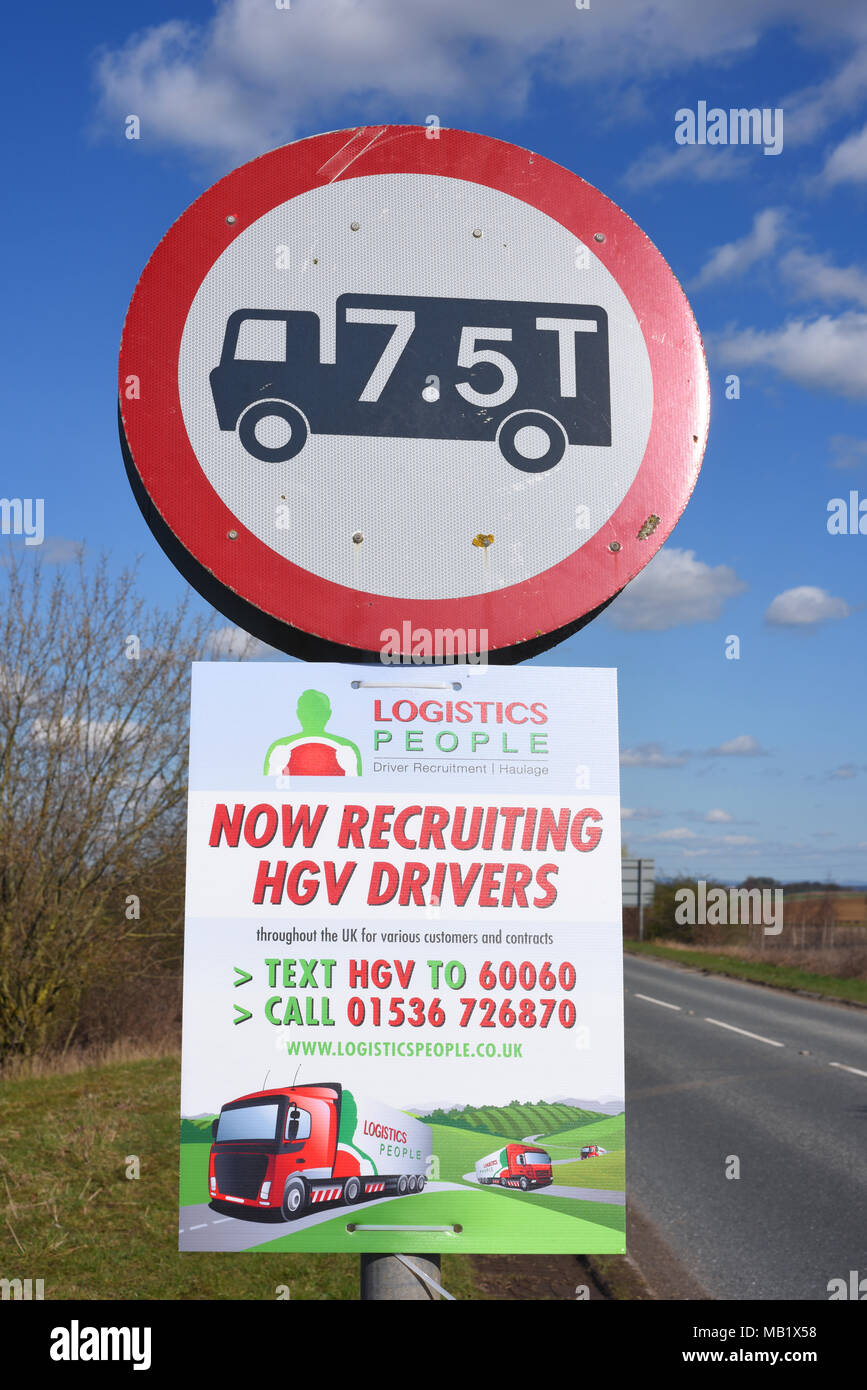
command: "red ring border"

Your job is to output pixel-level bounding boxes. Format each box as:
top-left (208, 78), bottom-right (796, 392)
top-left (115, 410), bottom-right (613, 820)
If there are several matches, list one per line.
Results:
top-left (118, 125), bottom-right (710, 655)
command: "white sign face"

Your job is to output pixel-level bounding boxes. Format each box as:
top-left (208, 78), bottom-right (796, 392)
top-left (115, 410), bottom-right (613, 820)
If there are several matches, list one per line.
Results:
top-left (121, 127), bottom-right (707, 659)
top-left (179, 662), bottom-right (626, 1256)
top-left (179, 174), bottom-right (653, 601)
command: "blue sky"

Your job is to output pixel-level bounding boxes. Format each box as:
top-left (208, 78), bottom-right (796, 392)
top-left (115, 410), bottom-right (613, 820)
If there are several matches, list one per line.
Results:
top-left (3, 0), bottom-right (866, 883)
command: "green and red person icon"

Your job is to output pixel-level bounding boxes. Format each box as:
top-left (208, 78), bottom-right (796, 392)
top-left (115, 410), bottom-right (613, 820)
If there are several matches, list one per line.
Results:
top-left (264, 689), bottom-right (362, 777)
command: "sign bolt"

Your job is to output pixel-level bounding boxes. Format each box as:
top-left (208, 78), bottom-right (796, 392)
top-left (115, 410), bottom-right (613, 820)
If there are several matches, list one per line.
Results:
top-left (350, 221), bottom-right (361, 231)
top-left (227, 529), bottom-right (238, 540)
top-left (225, 214), bottom-right (238, 225)
top-left (352, 532), bottom-right (364, 545)
top-left (472, 228), bottom-right (483, 238)
top-left (608, 540), bottom-right (621, 552)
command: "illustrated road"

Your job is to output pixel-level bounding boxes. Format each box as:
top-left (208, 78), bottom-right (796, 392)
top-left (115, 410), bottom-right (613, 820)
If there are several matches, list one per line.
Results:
top-left (625, 955), bottom-right (867, 1300)
top-left (462, 1169), bottom-right (625, 1204)
top-left (179, 1181), bottom-right (468, 1251)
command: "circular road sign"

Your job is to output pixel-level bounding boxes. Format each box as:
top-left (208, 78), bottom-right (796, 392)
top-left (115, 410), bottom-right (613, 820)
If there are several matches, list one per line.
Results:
top-left (118, 125), bottom-right (709, 663)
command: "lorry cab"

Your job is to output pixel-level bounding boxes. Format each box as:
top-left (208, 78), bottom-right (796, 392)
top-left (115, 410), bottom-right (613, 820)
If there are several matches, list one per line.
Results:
top-left (207, 1081), bottom-right (432, 1221)
top-left (513, 1147), bottom-right (553, 1189)
top-left (208, 1083), bottom-right (341, 1219)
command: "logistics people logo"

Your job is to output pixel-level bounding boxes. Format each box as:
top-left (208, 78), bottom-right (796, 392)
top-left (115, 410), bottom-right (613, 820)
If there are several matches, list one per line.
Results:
top-left (264, 689), bottom-right (362, 777)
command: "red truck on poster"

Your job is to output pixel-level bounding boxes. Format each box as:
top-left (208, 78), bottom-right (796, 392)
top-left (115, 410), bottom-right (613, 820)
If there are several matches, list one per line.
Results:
top-left (475, 1142), bottom-right (553, 1190)
top-left (208, 1081), bottom-right (432, 1221)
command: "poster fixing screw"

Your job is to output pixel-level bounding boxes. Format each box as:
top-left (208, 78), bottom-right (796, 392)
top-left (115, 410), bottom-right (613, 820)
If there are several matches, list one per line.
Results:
top-left (608, 540), bottom-right (621, 552)
top-left (226, 215), bottom-right (238, 225)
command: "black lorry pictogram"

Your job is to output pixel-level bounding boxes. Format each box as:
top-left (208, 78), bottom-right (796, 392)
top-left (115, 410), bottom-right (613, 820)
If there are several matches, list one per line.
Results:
top-left (209, 293), bottom-right (611, 473)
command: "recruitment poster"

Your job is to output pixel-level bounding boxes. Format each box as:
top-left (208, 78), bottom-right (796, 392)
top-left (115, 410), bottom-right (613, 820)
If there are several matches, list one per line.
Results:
top-left (179, 662), bottom-right (625, 1255)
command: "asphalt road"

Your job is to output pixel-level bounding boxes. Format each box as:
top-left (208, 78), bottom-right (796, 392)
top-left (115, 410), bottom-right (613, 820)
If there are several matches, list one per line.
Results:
top-left (625, 954), bottom-right (867, 1301)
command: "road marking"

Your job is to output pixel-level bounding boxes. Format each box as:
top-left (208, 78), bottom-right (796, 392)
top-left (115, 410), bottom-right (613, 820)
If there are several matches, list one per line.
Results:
top-left (634, 993), bottom-right (681, 1011)
top-left (213, 1217), bottom-right (231, 1223)
top-left (190, 1223), bottom-right (207, 1230)
top-left (829, 1061), bottom-right (867, 1078)
top-left (705, 1018), bottom-right (783, 1047)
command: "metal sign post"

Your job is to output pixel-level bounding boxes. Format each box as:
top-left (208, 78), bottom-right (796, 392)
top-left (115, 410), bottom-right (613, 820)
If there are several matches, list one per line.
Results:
top-left (622, 858), bottom-right (655, 940)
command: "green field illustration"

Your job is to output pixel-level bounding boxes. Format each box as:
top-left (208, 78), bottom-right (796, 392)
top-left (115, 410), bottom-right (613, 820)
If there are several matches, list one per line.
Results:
top-left (180, 1098), bottom-right (625, 1253)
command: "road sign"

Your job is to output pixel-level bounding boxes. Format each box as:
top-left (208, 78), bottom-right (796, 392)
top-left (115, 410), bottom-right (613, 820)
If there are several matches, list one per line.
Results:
top-left (621, 858), bottom-right (655, 907)
top-left (119, 126), bottom-right (709, 662)
top-left (179, 662), bottom-right (625, 1254)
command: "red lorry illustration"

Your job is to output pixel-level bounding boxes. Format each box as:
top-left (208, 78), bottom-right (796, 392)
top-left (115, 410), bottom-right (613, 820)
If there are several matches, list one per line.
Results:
top-left (208, 1081), bottom-right (432, 1221)
top-left (475, 1142), bottom-right (553, 1190)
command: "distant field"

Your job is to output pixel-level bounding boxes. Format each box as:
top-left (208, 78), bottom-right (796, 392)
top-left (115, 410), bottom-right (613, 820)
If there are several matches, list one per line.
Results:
top-left (419, 1098), bottom-right (605, 1138)
top-left (549, 1151), bottom-right (625, 1189)
top-left (540, 1114), bottom-right (626, 1152)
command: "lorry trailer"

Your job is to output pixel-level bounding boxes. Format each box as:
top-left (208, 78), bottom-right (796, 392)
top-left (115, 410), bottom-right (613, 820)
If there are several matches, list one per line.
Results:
top-left (475, 1142), bottom-right (553, 1190)
top-left (208, 1082), bottom-right (432, 1221)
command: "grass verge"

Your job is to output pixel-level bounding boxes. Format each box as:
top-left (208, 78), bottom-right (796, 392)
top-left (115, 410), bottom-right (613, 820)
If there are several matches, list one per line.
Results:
top-left (0, 1054), bottom-right (480, 1300)
top-left (625, 940), bottom-right (867, 1005)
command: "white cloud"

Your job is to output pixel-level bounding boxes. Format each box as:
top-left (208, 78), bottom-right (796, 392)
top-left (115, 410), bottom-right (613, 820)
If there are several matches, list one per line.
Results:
top-left (782, 47), bottom-right (867, 144)
top-left (765, 585), bottom-right (851, 626)
top-left (622, 143), bottom-right (745, 190)
top-left (821, 121), bottom-right (867, 186)
top-left (781, 248), bottom-right (867, 308)
top-left (649, 827), bottom-right (698, 841)
top-left (705, 808), bottom-right (734, 823)
top-left (715, 312), bottom-right (867, 398)
top-left (607, 548), bottom-right (747, 632)
top-left (621, 806), bottom-right (663, 820)
top-left (692, 208), bottom-right (787, 289)
top-left (720, 833), bottom-right (759, 845)
top-left (620, 743), bottom-right (690, 768)
top-left (93, 0), bottom-right (867, 162)
top-left (705, 734), bottom-right (768, 757)
top-left (829, 434), bottom-right (867, 469)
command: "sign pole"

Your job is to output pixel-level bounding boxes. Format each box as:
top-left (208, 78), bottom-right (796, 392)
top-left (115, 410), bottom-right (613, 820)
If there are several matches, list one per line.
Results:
top-left (361, 1253), bottom-right (443, 1301)
top-left (638, 858), bottom-right (644, 942)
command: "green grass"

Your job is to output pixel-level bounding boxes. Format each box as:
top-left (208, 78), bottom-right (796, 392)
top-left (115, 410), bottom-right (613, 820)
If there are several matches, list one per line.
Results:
top-left (625, 940), bottom-right (867, 1004)
top-left (249, 1189), bottom-right (625, 1255)
top-left (179, 1125), bottom-right (625, 1255)
top-left (540, 1114), bottom-right (625, 1152)
top-left (549, 1151), bottom-right (625, 1189)
top-left (0, 1056), bottom-right (487, 1300)
top-left (419, 1099), bottom-right (604, 1139)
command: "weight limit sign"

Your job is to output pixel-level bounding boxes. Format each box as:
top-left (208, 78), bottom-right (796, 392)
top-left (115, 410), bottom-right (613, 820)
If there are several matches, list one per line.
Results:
top-left (118, 125), bottom-right (709, 662)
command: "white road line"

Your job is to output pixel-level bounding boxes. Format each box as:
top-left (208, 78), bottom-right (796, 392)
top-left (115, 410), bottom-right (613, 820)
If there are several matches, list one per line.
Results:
top-left (212, 1217), bottom-right (231, 1223)
top-left (705, 1018), bottom-right (783, 1047)
top-left (190, 1223), bottom-right (207, 1230)
top-left (829, 1061), bottom-right (867, 1078)
top-left (634, 993), bottom-right (682, 1011)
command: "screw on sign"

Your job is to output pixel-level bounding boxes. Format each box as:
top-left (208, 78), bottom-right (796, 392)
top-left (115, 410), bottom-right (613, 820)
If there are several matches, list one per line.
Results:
top-left (118, 125), bottom-right (709, 662)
